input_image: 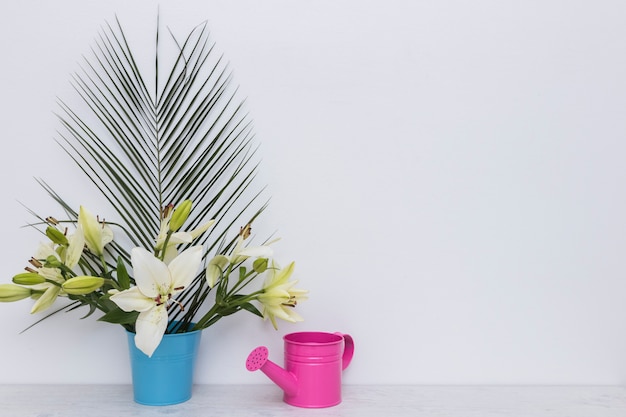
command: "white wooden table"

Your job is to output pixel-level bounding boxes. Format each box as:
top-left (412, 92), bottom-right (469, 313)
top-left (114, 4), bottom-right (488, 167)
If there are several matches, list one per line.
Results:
top-left (1, 385), bottom-right (625, 416)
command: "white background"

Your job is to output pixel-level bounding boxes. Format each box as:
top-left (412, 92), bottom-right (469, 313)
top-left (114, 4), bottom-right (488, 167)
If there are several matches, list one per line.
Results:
top-left (1, 0), bottom-right (626, 385)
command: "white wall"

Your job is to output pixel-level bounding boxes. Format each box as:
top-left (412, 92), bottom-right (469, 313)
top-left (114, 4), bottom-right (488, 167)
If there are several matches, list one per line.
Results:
top-left (1, 0), bottom-right (626, 385)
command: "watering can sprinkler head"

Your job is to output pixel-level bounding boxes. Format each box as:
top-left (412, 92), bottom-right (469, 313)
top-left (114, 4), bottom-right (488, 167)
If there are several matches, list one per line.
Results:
top-left (246, 346), bottom-right (298, 397)
top-left (245, 346), bottom-right (269, 372)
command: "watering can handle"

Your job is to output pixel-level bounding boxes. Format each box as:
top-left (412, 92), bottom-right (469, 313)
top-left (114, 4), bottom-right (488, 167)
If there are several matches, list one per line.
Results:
top-left (335, 332), bottom-right (354, 370)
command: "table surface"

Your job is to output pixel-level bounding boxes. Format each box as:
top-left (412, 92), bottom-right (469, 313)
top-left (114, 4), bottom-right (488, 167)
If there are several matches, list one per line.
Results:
top-left (1, 384), bottom-right (626, 417)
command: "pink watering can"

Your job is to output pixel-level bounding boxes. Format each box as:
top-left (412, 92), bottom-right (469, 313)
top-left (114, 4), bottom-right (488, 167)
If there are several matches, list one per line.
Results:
top-left (246, 331), bottom-right (355, 408)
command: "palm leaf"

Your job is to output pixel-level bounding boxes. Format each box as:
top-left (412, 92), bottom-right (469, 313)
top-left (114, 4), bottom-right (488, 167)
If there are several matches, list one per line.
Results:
top-left (50, 16), bottom-right (267, 327)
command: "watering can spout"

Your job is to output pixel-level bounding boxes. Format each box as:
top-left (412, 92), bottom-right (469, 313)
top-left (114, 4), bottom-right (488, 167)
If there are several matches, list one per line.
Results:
top-left (246, 346), bottom-right (298, 397)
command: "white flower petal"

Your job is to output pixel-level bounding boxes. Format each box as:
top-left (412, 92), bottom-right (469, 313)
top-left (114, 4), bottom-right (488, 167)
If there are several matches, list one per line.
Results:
top-left (168, 232), bottom-right (193, 244)
top-left (30, 286), bottom-right (61, 314)
top-left (206, 255), bottom-right (230, 288)
top-left (272, 261), bottom-right (295, 286)
top-left (64, 225), bottom-right (85, 268)
top-left (131, 247), bottom-right (171, 298)
top-left (154, 218), bottom-right (170, 251)
top-left (189, 220), bottom-right (215, 240)
top-left (37, 267), bottom-right (64, 283)
top-left (134, 306), bottom-right (168, 357)
top-left (79, 206), bottom-right (105, 255)
top-left (258, 288), bottom-right (291, 305)
top-left (168, 246), bottom-right (202, 291)
top-left (265, 304), bottom-right (292, 321)
top-left (101, 224), bottom-right (114, 246)
top-left (35, 242), bottom-right (58, 260)
top-left (110, 287), bottom-right (155, 312)
top-left (162, 245), bottom-right (179, 265)
top-left (236, 245), bottom-right (274, 259)
top-left (263, 261), bottom-right (294, 288)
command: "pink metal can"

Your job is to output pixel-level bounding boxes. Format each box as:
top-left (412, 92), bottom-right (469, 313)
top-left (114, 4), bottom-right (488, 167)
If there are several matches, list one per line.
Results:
top-left (246, 331), bottom-right (355, 408)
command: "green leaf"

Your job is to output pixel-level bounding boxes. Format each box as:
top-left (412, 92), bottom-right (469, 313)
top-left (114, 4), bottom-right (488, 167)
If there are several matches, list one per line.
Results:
top-left (65, 299), bottom-right (98, 319)
top-left (116, 256), bottom-right (130, 290)
top-left (98, 308), bottom-right (139, 325)
top-left (240, 302), bottom-right (263, 318)
top-left (81, 303), bottom-right (98, 319)
top-left (217, 305), bottom-right (241, 317)
top-left (19, 301), bottom-right (82, 334)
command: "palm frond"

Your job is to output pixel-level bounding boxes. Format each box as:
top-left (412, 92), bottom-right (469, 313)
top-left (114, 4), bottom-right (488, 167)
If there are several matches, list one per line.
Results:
top-left (51, 16), bottom-right (267, 326)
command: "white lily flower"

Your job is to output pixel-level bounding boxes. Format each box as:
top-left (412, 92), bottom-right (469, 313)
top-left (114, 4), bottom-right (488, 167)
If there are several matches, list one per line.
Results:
top-left (25, 239), bottom-right (79, 313)
top-left (203, 221), bottom-right (278, 290)
top-left (230, 235), bottom-right (275, 264)
top-left (26, 265), bottom-right (65, 313)
top-left (155, 208), bottom-right (215, 264)
top-left (204, 235), bottom-right (276, 288)
top-left (110, 246), bottom-right (203, 357)
top-left (78, 206), bottom-right (113, 256)
top-left (35, 223), bottom-right (84, 275)
top-left (258, 262), bottom-right (308, 330)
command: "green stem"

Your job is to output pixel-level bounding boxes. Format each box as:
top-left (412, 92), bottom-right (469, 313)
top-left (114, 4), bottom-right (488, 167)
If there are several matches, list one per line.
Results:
top-left (99, 255), bottom-right (109, 276)
top-left (57, 263), bottom-right (78, 279)
top-left (192, 287), bottom-right (263, 331)
top-left (192, 303), bottom-right (221, 330)
top-left (192, 261), bottom-right (266, 330)
top-left (226, 270), bottom-right (258, 298)
top-left (157, 231), bottom-right (173, 261)
top-left (104, 278), bottom-right (121, 291)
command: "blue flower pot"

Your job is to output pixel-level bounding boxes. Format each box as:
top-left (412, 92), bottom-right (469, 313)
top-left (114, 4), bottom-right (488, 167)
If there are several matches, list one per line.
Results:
top-left (126, 323), bottom-right (202, 406)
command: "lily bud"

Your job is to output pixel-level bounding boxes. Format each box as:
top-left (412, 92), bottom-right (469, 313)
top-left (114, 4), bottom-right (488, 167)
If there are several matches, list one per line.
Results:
top-left (46, 226), bottom-right (68, 246)
top-left (62, 276), bottom-right (105, 295)
top-left (0, 284), bottom-right (32, 302)
top-left (253, 258), bottom-right (269, 274)
top-left (44, 255), bottom-right (63, 268)
top-left (12, 272), bottom-right (46, 286)
top-left (169, 200), bottom-right (193, 232)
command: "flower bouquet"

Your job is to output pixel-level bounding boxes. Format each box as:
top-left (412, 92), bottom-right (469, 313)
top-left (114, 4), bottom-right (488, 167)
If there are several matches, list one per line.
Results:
top-left (0, 16), bottom-right (307, 403)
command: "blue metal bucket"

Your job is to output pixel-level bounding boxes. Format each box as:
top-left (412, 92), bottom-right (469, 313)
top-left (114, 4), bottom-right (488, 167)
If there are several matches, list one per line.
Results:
top-left (127, 323), bottom-right (202, 405)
